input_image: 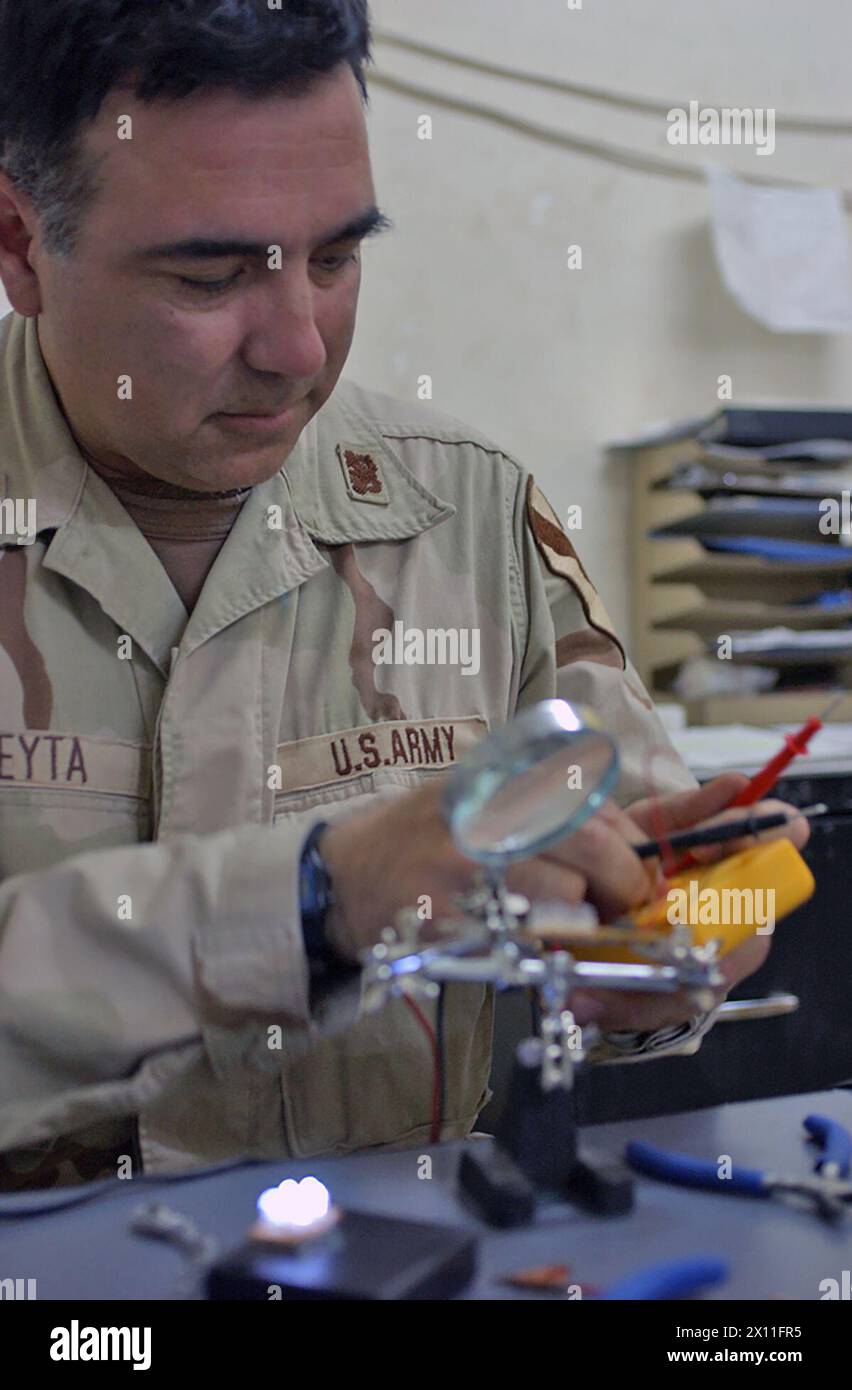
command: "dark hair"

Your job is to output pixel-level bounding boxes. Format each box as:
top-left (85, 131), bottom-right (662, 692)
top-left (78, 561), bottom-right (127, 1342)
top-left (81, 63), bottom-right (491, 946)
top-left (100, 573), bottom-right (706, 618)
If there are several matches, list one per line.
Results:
top-left (0, 0), bottom-right (372, 255)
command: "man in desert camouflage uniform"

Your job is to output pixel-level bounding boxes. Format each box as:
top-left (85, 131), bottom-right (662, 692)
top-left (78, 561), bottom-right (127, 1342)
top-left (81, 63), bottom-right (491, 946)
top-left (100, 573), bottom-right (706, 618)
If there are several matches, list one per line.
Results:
top-left (0, 1), bottom-right (800, 1189)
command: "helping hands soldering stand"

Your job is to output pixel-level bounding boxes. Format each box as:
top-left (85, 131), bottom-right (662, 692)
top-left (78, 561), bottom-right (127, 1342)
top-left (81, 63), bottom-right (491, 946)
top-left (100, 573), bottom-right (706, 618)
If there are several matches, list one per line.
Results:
top-left (360, 702), bottom-right (727, 1226)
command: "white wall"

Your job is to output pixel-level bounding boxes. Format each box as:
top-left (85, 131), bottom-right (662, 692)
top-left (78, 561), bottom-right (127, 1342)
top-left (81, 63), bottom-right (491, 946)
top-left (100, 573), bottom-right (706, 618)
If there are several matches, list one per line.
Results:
top-left (349, 0), bottom-right (852, 640)
top-left (7, 0), bottom-right (852, 644)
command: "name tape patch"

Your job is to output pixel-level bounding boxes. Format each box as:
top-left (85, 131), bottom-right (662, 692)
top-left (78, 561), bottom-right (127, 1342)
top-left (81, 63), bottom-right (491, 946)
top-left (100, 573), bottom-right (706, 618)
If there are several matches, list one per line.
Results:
top-left (0, 731), bottom-right (152, 796)
top-left (276, 716), bottom-right (489, 794)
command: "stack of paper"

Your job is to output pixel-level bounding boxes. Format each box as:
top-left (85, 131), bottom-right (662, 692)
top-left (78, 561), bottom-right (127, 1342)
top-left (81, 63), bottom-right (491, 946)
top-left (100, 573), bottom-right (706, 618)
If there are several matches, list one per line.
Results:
top-left (614, 407), bottom-right (852, 719)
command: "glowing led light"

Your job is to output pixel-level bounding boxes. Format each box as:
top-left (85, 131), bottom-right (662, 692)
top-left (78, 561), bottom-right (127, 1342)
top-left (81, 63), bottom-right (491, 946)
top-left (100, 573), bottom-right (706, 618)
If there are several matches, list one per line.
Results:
top-left (550, 699), bottom-right (582, 733)
top-left (256, 1176), bottom-right (331, 1229)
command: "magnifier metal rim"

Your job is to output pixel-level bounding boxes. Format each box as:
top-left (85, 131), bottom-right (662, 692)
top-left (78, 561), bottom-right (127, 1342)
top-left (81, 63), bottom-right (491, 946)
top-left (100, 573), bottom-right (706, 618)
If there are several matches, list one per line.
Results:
top-left (441, 698), bottom-right (620, 866)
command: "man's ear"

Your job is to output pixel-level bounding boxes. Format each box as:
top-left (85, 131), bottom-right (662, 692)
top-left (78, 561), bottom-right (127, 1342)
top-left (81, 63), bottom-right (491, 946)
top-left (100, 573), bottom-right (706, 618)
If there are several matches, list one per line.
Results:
top-left (0, 172), bottom-right (43, 317)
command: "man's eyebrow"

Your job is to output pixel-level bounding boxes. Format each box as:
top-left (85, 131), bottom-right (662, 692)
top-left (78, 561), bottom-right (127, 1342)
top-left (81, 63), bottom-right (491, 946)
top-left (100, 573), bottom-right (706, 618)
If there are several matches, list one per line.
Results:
top-left (134, 207), bottom-right (393, 262)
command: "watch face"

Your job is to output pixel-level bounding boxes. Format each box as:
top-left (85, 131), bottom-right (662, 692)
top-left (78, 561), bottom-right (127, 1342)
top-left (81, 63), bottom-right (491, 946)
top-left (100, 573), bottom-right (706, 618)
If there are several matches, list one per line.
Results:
top-left (300, 823), bottom-right (334, 960)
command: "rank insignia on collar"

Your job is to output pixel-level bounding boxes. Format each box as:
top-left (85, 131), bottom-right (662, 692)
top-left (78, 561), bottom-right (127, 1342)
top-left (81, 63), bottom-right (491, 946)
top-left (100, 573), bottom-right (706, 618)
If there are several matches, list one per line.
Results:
top-left (336, 444), bottom-right (390, 506)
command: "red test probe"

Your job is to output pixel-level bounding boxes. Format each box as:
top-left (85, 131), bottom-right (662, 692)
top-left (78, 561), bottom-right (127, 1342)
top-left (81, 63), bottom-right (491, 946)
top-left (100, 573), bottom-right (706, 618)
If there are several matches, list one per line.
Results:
top-left (664, 692), bottom-right (845, 875)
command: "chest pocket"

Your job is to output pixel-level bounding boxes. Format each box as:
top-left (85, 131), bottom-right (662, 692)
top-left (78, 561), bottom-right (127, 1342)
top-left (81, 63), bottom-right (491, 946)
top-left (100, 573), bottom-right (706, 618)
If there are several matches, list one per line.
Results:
top-left (271, 715), bottom-right (489, 822)
top-left (0, 730), bottom-right (152, 877)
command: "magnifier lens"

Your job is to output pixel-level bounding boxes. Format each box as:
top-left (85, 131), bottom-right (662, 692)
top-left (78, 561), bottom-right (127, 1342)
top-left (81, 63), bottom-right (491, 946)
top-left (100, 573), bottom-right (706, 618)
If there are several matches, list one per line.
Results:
top-left (442, 700), bottom-right (619, 866)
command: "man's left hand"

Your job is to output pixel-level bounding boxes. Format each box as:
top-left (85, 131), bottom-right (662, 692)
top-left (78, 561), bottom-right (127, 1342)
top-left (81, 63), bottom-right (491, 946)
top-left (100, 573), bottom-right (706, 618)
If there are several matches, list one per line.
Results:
top-left (560, 772), bottom-right (810, 1034)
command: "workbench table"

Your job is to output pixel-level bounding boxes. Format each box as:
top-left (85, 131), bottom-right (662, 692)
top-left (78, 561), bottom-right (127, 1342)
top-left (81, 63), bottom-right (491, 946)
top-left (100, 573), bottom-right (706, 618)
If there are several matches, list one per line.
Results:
top-left (1, 1088), bottom-right (849, 1300)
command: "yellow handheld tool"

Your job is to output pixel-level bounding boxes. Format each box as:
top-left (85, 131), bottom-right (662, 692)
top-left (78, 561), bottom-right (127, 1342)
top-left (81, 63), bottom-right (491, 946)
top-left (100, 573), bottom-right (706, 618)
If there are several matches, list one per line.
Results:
top-left (532, 838), bottom-right (815, 964)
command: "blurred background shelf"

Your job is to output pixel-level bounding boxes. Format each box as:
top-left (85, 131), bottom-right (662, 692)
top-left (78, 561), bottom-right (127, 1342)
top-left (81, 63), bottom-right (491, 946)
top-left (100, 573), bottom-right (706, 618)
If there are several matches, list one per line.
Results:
top-left (618, 406), bottom-right (852, 725)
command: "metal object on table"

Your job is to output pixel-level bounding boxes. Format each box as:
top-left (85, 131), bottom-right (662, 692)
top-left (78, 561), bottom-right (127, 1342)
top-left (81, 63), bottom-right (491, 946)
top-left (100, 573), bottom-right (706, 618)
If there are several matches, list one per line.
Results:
top-left (361, 700), bottom-right (730, 1225)
top-left (716, 993), bottom-right (800, 1022)
top-left (130, 1203), bottom-right (220, 1298)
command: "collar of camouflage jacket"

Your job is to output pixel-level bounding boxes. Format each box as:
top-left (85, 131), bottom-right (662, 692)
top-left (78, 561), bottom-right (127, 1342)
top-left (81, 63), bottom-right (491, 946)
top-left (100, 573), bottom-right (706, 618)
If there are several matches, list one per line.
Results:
top-left (0, 311), bottom-right (456, 674)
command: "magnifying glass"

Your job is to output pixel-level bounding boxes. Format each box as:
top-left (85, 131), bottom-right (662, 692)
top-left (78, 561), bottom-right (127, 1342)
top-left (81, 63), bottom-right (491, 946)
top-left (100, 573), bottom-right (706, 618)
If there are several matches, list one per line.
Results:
top-left (441, 698), bottom-right (620, 870)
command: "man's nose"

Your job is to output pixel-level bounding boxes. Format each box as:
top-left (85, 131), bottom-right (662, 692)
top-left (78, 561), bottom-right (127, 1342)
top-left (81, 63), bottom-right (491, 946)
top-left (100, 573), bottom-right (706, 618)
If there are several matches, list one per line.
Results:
top-left (240, 265), bottom-right (328, 379)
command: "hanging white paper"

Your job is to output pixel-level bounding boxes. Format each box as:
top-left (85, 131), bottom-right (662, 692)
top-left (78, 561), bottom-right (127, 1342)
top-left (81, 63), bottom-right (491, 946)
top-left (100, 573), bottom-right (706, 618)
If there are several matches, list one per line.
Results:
top-left (706, 164), bottom-right (852, 333)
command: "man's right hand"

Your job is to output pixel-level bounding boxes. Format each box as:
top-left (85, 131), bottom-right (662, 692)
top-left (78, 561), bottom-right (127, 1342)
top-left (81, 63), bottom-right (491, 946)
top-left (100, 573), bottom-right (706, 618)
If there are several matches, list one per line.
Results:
top-left (317, 777), bottom-right (654, 964)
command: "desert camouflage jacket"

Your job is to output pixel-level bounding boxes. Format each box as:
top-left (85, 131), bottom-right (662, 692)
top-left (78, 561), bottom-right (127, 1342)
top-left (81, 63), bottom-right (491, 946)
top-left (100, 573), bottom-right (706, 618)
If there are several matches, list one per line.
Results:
top-left (0, 310), bottom-right (695, 1187)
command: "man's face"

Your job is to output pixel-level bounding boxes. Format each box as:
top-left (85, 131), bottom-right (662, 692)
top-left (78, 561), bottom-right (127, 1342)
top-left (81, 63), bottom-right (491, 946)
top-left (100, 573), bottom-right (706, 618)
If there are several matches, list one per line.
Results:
top-left (22, 65), bottom-right (379, 491)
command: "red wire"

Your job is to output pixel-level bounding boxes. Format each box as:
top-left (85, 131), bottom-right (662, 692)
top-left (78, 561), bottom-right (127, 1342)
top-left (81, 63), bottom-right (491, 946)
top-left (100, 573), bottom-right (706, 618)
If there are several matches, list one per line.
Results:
top-left (403, 994), bottom-right (442, 1144)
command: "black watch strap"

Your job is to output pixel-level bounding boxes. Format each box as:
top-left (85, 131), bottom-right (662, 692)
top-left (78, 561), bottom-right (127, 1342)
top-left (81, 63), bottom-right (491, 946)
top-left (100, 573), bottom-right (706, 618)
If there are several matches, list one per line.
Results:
top-left (299, 820), bottom-right (336, 960)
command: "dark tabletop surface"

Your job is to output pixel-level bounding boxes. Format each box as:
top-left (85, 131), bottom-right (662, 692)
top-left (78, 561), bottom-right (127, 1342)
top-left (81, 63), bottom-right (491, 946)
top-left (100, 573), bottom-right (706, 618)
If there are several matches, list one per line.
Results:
top-left (1, 1087), bottom-right (850, 1300)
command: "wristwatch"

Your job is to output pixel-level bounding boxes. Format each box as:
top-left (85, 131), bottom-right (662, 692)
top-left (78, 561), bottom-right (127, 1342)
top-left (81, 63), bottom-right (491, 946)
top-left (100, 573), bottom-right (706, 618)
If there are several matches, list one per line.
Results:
top-left (299, 819), bottom-right (364, 1006)
top-left (299, 820), bottom-right (337, 963)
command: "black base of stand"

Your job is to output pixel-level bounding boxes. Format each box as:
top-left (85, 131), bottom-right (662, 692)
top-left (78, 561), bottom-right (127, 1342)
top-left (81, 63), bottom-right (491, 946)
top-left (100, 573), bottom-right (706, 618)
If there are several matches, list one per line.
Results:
top-left (459, 1037), bottom-right (634, 1226)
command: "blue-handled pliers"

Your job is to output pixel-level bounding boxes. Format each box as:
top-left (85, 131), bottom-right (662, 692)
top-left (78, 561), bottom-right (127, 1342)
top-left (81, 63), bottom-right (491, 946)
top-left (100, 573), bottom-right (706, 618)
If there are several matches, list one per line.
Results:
top-left (599, 1255), bottom-right (729, 1301)
top-left (626, 1112), bottom-right (852, 1224)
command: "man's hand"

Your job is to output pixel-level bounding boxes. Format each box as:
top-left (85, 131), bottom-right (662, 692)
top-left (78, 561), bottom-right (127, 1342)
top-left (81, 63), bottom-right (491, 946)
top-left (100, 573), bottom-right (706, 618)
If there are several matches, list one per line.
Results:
top-left (319, 770), bottom-right (810, 1037)
top-left (568, 772), bottom-right (811, 1032)
top-left (320, 777), bottom-right (679, 961)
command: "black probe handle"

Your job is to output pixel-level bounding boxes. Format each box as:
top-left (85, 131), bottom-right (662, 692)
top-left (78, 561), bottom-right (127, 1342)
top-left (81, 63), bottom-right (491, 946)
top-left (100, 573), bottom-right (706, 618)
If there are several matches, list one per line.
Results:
top-left (635, 810), bottom-right (787, 861)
